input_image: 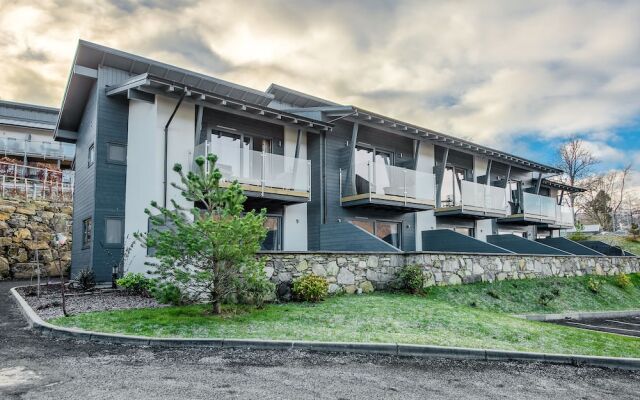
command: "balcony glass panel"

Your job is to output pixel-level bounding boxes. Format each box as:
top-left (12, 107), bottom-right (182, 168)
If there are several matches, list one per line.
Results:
top-left (345, 161), bottom-right (435, 203)
top-left (193, 140), bottom-right (310, 194)
top-left (454, 180), bottom-right (508, 214)
top-left (522, 192), bottom-right (557, 220)
top-left (0, 137), bottom-right (75, 160)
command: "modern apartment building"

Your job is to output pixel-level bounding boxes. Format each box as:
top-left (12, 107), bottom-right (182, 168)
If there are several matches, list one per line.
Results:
top-left (54, 41), bottom-right (584, 281)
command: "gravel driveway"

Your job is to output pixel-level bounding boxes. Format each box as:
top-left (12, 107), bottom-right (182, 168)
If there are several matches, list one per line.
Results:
top-left (1, 280), bottom-right (639, 399)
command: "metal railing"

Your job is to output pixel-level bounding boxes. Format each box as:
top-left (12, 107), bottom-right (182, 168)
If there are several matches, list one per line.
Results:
top-left (193, 140), bottom-right (311, 198)
top-left (340, 161), bottom-right (436, 205)
top-left (0, 162), bottom-right (74, 201)
top-left (0, 136), bottom-right (75, 161)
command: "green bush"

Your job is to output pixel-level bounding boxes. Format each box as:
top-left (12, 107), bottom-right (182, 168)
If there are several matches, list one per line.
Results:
top-left (116, 272), bottom-right (155, 295)
top-left (74, 268), bottom-right (96, 291)
top-left (587, 277), bottom-right (602, 293)
top-left (150, 281), bottom-right (183, 305)
top-left (292, 274), bottom-right (329, 302)
top-left (396, 264), bottom-right (424, 294)
top-left (238, 265), bottom-right (276, 308)
top-left (615, 273), bottom-right (633, 289)
top-left (537, 292), bottom-right (555, 307)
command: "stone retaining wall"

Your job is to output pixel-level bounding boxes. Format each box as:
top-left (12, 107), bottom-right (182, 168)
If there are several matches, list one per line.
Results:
top-left (262, 252), bottom-right (640, 294)
top-left (0, 198), bottom-right (73, 279)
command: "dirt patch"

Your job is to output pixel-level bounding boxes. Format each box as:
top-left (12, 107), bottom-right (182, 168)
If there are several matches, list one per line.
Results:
top-left (17, 284), bottom-right (165, 320)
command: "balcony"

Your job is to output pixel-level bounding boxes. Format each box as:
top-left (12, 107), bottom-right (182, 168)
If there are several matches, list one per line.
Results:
top-left (0, 137), bottom-right (75, 161)
top-left (193, 140), bottom-right (310, 204)
top-left (499, 192), bottom-right (574, 228)
top-left (436, 180), bottom-right (510, 218)
top-left (339, 162), bottom-right (436, 211)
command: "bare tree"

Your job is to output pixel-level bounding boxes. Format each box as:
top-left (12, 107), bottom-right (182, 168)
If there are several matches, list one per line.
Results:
top-left (557, 137), bottom-right (599, 209)
top-left (576, 165), bottom-right (633, 231)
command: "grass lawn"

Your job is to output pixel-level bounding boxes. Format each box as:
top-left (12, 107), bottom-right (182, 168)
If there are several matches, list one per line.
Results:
top-left (51, 274), bottom-right (640, 358)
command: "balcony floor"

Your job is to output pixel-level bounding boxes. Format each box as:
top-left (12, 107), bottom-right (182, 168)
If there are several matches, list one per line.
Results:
top-left (497, 213), bottom-right (557, 226)
top-left (434, 205), bottom-right (508, 219)
top-left (221, 181), bottom-right (309, 204)
top-left (341, 193), bottom-right (435, 212)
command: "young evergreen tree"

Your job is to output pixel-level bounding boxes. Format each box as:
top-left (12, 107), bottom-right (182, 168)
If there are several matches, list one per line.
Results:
top-left (135, 154), bottom-right (273, 314)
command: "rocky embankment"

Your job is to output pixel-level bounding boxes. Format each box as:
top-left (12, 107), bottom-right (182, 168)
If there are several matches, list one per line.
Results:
top-left (0, 198), bottom-right (72, 279)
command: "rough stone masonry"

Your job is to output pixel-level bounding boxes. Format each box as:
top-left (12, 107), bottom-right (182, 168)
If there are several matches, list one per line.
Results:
top-left (0, 198), bottom-right (72, 280)
top-left (261, 252), bottom-right (640, 294)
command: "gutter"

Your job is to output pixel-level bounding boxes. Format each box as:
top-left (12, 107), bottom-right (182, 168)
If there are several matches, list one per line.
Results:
top-left (163, 89), bottom-right (187, 208)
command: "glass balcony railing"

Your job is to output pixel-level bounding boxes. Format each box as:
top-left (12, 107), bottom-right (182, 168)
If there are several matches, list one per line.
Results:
top-left (341, 161), bottom-right (436, 204)
top-left (440, 180), bottom-right (509, 215)
top-left (522, 192), bottom-right (557, 221)
top-left (557, 205), bottom-right (574, 227)
top-left (0, 137), bottom-right (75, 161)
top-left (193, 140), bottom-right (310, 197)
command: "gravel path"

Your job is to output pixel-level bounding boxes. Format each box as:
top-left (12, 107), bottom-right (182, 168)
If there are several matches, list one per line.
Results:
top-left (2, 280), bottom-right (639, 399)
top-left (17, 284), bottom-right (163, 320)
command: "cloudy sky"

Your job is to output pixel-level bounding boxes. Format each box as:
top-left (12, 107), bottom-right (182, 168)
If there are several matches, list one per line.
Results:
top-left (0, 0), bottom-right (638, 180)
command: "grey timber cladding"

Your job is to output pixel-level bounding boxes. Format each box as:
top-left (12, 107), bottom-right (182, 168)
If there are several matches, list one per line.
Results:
top-left (91, 66), bottom-right (131, 282)
top-left (70, 83), bottom-right (98, 278)
top-left (422, 229), bottom-right (513, 253)
top-left (487, 234), bottom-right (570, 255)
top-left (307, 120), bottom-right (417, 251)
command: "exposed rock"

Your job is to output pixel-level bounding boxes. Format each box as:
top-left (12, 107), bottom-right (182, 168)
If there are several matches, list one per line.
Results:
top-left (359, 280), bottom-right (374, 293)
top-left (337, 268), bottom-right (355, 285)
top-left (325, 261), bottom-right (339, 276)
top-left (15, 228), bottom-right (32, 240)
top-left (0, 257), bottom-right (8, 278)
top-left (16, 207), bottom-right (36, 216)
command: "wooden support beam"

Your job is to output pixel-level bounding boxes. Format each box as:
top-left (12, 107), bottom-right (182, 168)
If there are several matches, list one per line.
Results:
top-left (485, 159), bottom-right (492, 186)
top-left (349, 122), bottom-right (359, 194)
top-left (504, 164), bottom-right (512, 188)
top-left (436, 147), bottom-right (449, 208)
top-left (535, 172), bottom-right (543, 194)
top-left (294, 128), bottom-right (302, 159)
top-left (195, 105), bottom-right (204, 146)
top-left (412, 139), bottom-right (421, 170)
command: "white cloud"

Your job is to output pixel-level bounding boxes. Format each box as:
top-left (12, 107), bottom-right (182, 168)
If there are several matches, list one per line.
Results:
top-left (0, 0), bottom-right (638, 158)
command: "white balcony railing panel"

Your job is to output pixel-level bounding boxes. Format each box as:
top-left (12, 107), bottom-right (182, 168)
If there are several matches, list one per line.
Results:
top-left (557, 205), bottom-right (574, 227)
top-left (346, 162), bottom-right (435, 203)
top-left (0, 137), bottom-right (75, 161)
top-left (193, 140), bottom-right (310, 194)
top-left (458, 180), bottom-right (509, 215)
top-left (523, 192), bottom-right (558, 220)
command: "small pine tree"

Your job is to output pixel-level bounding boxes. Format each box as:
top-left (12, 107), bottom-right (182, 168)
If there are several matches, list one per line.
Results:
top-left (135, 154), bottom-right (273, 314)
top-left (629, 223), bottom-right (640, 241)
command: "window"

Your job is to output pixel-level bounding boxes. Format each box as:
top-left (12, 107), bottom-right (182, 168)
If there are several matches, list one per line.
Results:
top-left (105, 217), bottom-right (124, 245)
top-left (82, 218), bottom-right (92, 248)
top-left (88, 144), bottom-right (95, 167)
top-left (441, 165), bottom-right (467, 207)
top-left (261, 216), bottom-right (282, 251)
top-left (349, 219), bottom-right (402, 249)
top-left (107, 143), bottom-right (127, 164)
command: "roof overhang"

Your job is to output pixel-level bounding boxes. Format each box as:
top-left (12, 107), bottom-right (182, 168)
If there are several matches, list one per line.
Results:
top-left (55, 40), bottom-right (276, 142)
top-left (106, 74), bottom-right (333, 132)
top-left (534, 178), bottom-right (586, 193)
top-left (267, 83), bottom-right (339, 108)
top-left (321, 106), bottom-right (563, 174)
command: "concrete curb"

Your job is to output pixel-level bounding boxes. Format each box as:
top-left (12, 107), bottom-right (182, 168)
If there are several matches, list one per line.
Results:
top-left (9, 286), bottom-right (640, 371)
top-left (515, 309), bottom-right (640, 321)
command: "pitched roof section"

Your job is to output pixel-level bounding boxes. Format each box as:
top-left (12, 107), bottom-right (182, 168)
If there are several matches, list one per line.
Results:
top-left (56, 40), bottom-right (275, 140)
top-left (267, 84), bottom-right (563, 174)
top-left (0, 100), bottom-right (58, 131)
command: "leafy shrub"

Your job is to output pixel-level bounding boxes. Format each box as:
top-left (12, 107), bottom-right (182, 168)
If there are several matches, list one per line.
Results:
top-left (150, 281), bottom-right (183, 305)
top-left (396, 264), bottom-right (424, 294)
top-left (486, 289), bottom-right (501, 299)
top-left (238, 264), bottom-right (276, 308)
top-left (567, 231), bottom-right (590, 241)
top-left (74, 268), bottom-right (96, 291)
top-left (116, 272), bottom-right (154, 295)
top-left (292, 274), bottom-right (329, 302)
top-left (587, 277), bottom-right (602, 293)
top-left (537, 292), bottom-right (555, 307)
top-left (615, 273), bottom-right (633, 289)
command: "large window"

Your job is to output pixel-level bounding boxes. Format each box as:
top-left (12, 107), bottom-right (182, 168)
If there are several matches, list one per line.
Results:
top-left (105, 217), bottom-right (124, 245)
top-left (441, 165), bottom-right (466, 207)
top-left (82, 218), bottom-right (92, 248)
top-left (261, 216), bottom-right (282, 251)
top-left (349, 219), bottom-right (402, 249)
top-left (354, 145), bottom-right (395, 195)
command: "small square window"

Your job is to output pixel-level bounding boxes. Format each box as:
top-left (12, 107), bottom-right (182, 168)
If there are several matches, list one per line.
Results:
top-left (107, 143), bottom-right (127, 164)
top-left (82, 218), bottom-right (92, 248)
top-left (105, 217), bottom-right (124, 245)
top-left (88, 144), bottom-right (95, 167)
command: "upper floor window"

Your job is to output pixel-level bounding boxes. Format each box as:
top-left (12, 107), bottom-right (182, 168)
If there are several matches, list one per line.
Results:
top-left (107, 143), bottom-right (127, 164)
top-left (88, 143), bottom-right (95, 167)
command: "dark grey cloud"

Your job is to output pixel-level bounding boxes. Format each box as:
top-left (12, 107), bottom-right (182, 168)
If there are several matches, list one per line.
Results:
top-left (17, 46), bottom-right (49, 62)
top-left (110, 0), bottom-right (198, 13)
